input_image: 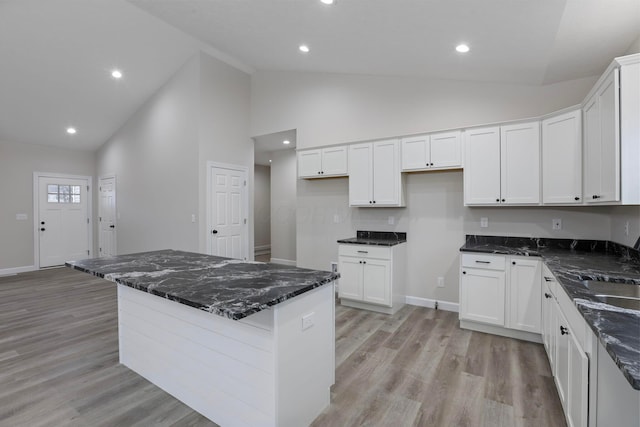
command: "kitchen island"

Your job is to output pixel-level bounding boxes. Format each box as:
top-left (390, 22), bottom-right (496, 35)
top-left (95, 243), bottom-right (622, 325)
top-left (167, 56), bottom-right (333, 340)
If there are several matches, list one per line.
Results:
top-left (66, 249), bottom-right (338, 427)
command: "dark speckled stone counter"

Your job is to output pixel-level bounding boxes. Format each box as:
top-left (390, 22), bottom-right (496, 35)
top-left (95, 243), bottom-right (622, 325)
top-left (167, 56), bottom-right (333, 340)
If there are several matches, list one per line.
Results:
top-left (461, 235), bottom-right (640, 390)
top-left (337, 230), bottom-right (407, 246)
top-left (66, 249), bottom-right (338, 320)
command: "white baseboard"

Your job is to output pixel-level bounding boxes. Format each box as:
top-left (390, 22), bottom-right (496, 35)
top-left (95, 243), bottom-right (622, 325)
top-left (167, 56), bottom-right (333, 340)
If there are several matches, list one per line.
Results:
top-left (0, 265), bottom-right (36, 277)
top-left (254, 244), bottom-right (271, 255)
top-left (270, 258), bottom-right (296, 266)
top-left (405, 296), bottom-right (459, 313)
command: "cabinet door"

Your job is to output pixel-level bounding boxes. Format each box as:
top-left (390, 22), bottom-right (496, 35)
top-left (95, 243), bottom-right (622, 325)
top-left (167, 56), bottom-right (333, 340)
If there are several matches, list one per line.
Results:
top-left (567, 331), bottom-right (589, 427)
top-left (500, 121), bottom-right (540, 204)
top-left (508, 258), bottom-right (541, 333)
top-left (372, 139), bottom-right (401, 205)
top-left (362, 259), bottom-right (391, 307)
top-left (338, 256), bottom-right (363, 301)
top-left (401, 135), bottom-right (429, 171)
top-left (584, 68), bottom-right (620, 203)
top-left (597, 69), bottom-right (621, 203)
top-left (321, 146), bottom-right (348, 176)
top-left (555, 307), bottom-right (570, 411)
top-left (430, 130), bottom-right (462, 169)
top-left (348, 143), bottom-right (373, 206)
top-left (460, 268), bottom-right (505, 326)
top-left (464, 127), bottom-right (501, 205)
top-left (298, 149), bottom-right (322, 178)
top-left (542, 110), bottom-right (582, 204)
top-left (542, 281), bottom-right (556, 375)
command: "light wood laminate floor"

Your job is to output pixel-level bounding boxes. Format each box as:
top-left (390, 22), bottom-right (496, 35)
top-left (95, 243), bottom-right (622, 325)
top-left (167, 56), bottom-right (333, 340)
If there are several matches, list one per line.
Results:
top-left (0, 268), bottom-right (565, 427)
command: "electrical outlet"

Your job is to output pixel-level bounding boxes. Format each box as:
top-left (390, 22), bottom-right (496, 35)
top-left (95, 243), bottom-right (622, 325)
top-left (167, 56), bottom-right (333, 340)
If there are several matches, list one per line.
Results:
top-left (388, 216), bottom-right (395, 225)
top-left (480, 217), bottom-right (489, 228)
top-left (437, 277), bottom-right (445, 288)
top-left (191, 214), bottom-right (196, 223)
top-left (333, 214), bottom-right (340, 224)
top-left (302, 312), bottom-right (315, 331)
top-left (552, 218), bottom-right (562, 230)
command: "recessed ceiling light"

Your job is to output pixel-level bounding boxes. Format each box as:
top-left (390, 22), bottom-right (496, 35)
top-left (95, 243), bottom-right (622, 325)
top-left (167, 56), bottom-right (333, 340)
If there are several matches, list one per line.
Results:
top-left (111, 69), bottom-right (123, 79)
top-left (283, 140), bottom-right (290, 145)
top-left (456, 44), bottom-right (470, 53)
top-left (66, 127), bottom-right (77, 135)
top-left (299, 44), bottom-right (310, 53)
top-left (269, 159), bottom-right (272, 163)
top-left (320, 0), bottom-right (334, 4)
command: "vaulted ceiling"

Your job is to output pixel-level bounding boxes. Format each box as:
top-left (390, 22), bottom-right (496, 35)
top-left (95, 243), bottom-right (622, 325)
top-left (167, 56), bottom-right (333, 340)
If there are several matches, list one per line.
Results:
top-left (1, 0), bottom-right (638, 151)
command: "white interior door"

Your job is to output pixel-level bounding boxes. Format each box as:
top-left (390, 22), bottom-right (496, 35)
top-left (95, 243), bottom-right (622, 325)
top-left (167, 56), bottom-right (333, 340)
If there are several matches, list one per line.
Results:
top-left (209, 165), bottom-right (248, 260)
top-left (38, 176), bottom-right (90, 267)
top-left (98, 176), bottom-right (117, 257)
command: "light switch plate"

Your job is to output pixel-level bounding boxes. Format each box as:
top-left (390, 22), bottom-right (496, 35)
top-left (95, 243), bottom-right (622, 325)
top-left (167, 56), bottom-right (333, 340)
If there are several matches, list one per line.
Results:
top-left (480, 217), bottom-right (488, 228)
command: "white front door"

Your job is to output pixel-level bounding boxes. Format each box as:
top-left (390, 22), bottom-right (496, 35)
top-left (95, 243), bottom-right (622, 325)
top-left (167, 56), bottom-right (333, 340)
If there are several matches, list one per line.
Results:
top-left (98, 176), bottom-right (117, 257)
top-left (38, 176), bottom-right (90, 267)
top-left (209, 165), bottom-right (248, 260)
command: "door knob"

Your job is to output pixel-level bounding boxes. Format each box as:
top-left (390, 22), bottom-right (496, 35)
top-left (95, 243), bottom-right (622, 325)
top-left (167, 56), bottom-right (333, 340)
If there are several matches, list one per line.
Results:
top-left (41, 221), bottom-right (45, 225)
top-left (211, 229), bottom-right (218, 234)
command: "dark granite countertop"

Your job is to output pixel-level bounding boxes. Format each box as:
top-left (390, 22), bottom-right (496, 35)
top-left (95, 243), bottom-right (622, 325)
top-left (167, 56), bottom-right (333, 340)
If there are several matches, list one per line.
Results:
top-left (66, 249), bottom-right (339, 320)
top-left (337, 230), bottom-right (407, 246)
top-left (461, 235), bottom-right (640, 390)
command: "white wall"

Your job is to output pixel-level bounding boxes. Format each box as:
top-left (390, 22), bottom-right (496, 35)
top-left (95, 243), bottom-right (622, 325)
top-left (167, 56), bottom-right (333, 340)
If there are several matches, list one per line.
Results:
top-left (254, 164), bottom-right (271, 250)
top-left (0, 141), bottom-right (95, 271)
top-left (625, 34), bottom-right (640, 55)
top-left (97, 52), bottom-right (253, 258)
top-left (270, 149), bottom-right (297, 264)
top-left (97, 55), bottom-right (200, 255)
top-left (251, 70), bottom-right (619, 304)
top-left (197, 53), bottom-right (254, 258)
top-left (609, 206), bottom-right (640, 248)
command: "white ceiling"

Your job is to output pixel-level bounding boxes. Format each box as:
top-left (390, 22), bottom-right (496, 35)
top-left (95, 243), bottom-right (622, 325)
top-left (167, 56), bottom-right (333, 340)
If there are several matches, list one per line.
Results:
top-left (130, 0), bottom-right (640, 85)
top-left (1, 0), bottom-right (638, 152)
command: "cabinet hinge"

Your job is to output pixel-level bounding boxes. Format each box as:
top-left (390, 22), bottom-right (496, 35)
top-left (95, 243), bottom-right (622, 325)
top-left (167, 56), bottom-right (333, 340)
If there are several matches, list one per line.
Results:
top-left (87, 218), bottom-right (90, 224)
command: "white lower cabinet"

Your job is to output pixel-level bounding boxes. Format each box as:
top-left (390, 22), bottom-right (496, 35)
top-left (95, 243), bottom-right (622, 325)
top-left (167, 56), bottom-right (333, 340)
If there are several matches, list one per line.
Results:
top-left (338, 243), bottom-right (406, 314)
top-left (460, 266), bottom-right (506, 326)
top-left (459, 253), bottom-right (541, 336)
top-left (542, 266), bottom-right (597, 427)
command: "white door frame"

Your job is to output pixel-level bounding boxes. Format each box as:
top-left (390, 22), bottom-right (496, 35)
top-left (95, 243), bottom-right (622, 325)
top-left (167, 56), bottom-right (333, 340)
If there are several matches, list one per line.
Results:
top-left (98, 174), bottom-right (117, 257)
top-left (206, 161), bottom-right (249, 260)
top-left (33, 172), bottom-right (93, 268)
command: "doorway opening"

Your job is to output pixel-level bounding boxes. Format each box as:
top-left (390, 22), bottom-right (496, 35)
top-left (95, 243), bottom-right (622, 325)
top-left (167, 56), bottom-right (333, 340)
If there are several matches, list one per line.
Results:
top-left (253, 129), bottom-right (297, 265)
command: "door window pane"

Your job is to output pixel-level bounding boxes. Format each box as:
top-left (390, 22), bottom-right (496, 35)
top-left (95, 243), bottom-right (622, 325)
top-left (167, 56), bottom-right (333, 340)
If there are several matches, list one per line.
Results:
top-left (47, 183), bottom-right (81, 203)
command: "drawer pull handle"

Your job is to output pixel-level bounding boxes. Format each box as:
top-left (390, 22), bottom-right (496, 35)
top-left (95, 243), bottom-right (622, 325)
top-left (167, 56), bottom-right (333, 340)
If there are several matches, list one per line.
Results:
top-left (544, 293), bottom-right (552, 299)
top-left (544, 276), bottom-right (554, 282)
top-left (357, 250), bottom-right (368, 254)
top-left (475, 260), bottom-right (490, 264)
top-left (462, 271), bottom-right (466, 274)
top-left (560, 326), bottom-right (569, 335)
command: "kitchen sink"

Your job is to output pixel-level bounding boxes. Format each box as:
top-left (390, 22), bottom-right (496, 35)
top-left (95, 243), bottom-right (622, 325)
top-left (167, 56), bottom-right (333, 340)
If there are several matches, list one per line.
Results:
top-left (583, 281), bottom-right (640, 299)
top-left (593, 295), bottom-right (640, 311)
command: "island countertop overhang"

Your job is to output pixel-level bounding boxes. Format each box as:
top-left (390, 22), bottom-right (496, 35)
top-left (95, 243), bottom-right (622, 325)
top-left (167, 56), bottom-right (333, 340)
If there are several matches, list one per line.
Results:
top-left (66, 249), bottom-right (339, 320)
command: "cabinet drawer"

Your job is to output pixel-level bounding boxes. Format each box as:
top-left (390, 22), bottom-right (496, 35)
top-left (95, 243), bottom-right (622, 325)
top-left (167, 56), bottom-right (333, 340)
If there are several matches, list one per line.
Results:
top-left (339, 245), bottom-right (392, 260)
top-left (461, 253), bottom-right (506, 270)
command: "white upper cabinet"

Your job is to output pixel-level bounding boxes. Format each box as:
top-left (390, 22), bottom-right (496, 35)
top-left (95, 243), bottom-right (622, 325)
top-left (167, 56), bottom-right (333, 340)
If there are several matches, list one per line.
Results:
top-left (583, 68), bottom-right (620, 203)
top-left (583, 54), bottom-right (640, 205)
top-left (297, 146), bottom-right (348, 178)
top-left (401, 130), bottom-right (462, 171)
top-left (349, 139), bottom-right (404, 207)
top-left (464, 122), bottom-right (540, 206)
top-left (463, 127), bottom-right (502, 205)
top-left (500, 121), bottom-right (541, 205)
top-left (542, 110), bottom-right (582, 204)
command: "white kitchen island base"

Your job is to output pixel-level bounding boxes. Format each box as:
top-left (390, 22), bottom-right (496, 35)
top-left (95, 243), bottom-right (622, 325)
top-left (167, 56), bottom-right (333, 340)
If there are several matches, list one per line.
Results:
top-left (117, 282), bottom-right (335, 427)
